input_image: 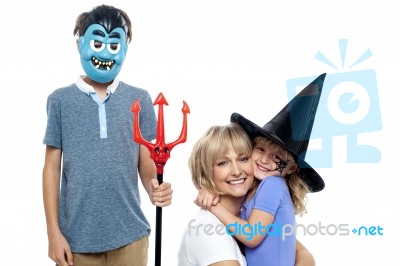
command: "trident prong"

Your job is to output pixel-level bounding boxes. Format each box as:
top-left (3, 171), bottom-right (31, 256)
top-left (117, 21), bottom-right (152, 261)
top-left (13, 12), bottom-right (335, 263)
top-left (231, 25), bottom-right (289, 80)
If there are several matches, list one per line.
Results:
top-left (132, 93), bottom-right (189, 266)
top-left (131, 92), bottom-right (190, 174)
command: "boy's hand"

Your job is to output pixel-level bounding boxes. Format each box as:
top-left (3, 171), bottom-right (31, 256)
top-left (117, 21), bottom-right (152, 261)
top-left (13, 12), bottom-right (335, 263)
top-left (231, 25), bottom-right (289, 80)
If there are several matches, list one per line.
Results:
top-left (48, 230), bottom-right (73, 266)
top-left (151, 178), bottom-right (173, 207)
top-left (194, 187), bottom-right (220, 210)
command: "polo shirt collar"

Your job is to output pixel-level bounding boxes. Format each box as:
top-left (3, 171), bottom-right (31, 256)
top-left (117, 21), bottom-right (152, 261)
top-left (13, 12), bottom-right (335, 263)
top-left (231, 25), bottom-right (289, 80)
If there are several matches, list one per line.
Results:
top-left (75, 76), bottom-right (120, 95)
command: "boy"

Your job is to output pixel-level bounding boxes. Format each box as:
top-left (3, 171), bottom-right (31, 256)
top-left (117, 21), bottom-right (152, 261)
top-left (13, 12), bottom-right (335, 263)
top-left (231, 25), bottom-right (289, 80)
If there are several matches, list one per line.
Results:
top-left (42, 5), bottom-right (172, 266)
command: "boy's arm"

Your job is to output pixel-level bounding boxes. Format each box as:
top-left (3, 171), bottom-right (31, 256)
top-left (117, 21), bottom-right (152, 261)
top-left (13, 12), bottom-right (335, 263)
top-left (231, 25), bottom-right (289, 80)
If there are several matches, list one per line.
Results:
top-left (211, 204), bottom-right (273, 248)
top-left (138, 145), bottom-right (173, 207)
top-left (295, 240), bottom-right (316, 266)
top-left (42, 145), bottom-right (73, 266)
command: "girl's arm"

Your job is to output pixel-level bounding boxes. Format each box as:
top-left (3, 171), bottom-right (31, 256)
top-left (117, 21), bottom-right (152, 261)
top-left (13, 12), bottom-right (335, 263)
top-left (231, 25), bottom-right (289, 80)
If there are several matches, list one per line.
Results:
top-left (211, 203), bottom-right (273, 248)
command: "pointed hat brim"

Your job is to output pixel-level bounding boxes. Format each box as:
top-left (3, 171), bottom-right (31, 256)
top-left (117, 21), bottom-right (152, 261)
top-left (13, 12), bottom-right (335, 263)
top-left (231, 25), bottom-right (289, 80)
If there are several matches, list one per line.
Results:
top-left (230, 73), bottom-right (326, 192)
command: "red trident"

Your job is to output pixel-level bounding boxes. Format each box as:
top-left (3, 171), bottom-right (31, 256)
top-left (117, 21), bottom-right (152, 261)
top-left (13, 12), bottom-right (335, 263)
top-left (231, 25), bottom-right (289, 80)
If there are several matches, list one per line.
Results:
top-left (131, 92), bottom-right (189, 266)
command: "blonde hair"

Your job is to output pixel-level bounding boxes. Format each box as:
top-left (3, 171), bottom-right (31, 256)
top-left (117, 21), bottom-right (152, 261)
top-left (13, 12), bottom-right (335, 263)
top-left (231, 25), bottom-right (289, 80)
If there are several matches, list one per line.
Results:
top-left (253, 136), bottom-right (310, 216)
top-left (189, 123), bottom-right (253, 195)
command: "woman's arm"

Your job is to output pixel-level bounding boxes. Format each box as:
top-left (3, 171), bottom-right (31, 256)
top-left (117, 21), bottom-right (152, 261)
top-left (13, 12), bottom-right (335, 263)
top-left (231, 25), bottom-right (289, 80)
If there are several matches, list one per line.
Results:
top-left (209, 261), bottom-right (241, 266)
top-left (295, 240), bottom-right (316, 266)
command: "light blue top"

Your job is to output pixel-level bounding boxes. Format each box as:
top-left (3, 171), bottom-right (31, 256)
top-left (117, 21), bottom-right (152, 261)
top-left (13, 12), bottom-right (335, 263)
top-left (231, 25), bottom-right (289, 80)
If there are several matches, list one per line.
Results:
top-left (240, 176), bottom-right (296, 266)
top-left (43, 80), bottom-right (156, 252)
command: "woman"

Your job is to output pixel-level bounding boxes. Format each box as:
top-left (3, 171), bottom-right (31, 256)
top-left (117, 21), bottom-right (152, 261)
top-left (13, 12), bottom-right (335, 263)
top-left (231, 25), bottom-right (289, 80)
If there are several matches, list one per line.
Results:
top-left (178, 123), bottom-right (315, 266)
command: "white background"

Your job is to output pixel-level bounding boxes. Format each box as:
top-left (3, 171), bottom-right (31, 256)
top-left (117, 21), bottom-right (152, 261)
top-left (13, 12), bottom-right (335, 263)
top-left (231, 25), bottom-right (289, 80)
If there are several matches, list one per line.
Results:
top-left (0, 0), bottom-right (399, 265)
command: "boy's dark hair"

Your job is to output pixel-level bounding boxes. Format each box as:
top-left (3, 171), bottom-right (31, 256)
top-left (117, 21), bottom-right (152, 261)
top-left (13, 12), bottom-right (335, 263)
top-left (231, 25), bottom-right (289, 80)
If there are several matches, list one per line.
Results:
top-left (73, 5), bottom-right (132, 43)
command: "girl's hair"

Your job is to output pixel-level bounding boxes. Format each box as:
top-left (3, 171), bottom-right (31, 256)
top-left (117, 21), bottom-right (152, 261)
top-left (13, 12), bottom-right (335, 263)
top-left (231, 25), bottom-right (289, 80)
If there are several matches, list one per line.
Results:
top-left (253, 136), bottom-right (310, 215)
top-left (73, 5), bottom-right (132, 43)
top-left (189, 123), bottom-right (253, 195)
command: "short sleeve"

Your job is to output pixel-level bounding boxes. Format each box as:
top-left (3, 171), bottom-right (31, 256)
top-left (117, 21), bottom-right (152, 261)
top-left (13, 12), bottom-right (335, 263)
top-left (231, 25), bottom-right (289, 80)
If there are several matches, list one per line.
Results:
top-left (185, 220), bottom-right (243, 265)
top-left (252, 177), bottom-right (286, 216)
top-left (137, 91), bottom-right (157, 142)
top-left (43, 94), bottom-right (62, 148)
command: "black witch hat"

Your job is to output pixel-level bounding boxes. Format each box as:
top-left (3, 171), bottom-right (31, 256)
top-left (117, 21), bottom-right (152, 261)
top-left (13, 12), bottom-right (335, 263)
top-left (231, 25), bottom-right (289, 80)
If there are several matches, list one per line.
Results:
top-left (231, 73), bottom-right (326, 192)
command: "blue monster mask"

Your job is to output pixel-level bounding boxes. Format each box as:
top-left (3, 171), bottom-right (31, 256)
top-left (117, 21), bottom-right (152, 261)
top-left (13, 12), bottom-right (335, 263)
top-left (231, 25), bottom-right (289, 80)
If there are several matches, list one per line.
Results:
top-left (78, 24), bottom-right (128, 83)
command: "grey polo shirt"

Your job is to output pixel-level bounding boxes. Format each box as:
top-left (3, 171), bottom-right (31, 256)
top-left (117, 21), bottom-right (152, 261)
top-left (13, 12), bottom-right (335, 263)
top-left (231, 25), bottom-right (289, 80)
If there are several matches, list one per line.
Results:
top-left (43, 79), bottom-right (156, 252)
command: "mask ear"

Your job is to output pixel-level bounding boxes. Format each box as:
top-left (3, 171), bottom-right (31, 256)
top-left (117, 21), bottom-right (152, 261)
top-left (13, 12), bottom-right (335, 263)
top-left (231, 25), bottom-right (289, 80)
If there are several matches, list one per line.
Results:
top-left (124, 42), bottom-right (129, 54)
top-left (77, 36), bottom-right (85, 52)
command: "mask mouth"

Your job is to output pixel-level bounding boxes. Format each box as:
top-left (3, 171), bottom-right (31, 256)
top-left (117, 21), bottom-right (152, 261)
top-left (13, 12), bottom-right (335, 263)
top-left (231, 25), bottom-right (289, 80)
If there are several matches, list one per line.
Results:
top-left (91, 56), bottom-right (115, 71)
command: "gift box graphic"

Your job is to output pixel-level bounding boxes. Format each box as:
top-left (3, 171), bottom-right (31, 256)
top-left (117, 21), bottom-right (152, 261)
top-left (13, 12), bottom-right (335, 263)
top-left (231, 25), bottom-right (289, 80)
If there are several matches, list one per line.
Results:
top-left (286, 40), bottom-right (382, 168)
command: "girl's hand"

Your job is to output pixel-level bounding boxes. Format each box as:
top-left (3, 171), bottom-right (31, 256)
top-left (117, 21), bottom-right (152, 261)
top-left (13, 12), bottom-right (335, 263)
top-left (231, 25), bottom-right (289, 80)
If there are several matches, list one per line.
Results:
top-left (194, 188), bottom-right (220, 210)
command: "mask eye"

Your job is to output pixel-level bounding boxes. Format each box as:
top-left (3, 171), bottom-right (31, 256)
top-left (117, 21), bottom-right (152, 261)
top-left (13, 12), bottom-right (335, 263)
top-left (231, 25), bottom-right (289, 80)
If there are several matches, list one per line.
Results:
top-left (90, 40), bottom-right (105, 52)
top-left (107, 43), bottom-right (121, 54)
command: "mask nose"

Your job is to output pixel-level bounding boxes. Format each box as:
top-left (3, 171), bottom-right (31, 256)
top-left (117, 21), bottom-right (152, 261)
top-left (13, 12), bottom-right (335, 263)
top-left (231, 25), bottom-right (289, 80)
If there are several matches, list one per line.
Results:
top-left (98, 49), bottom-right (112, 61)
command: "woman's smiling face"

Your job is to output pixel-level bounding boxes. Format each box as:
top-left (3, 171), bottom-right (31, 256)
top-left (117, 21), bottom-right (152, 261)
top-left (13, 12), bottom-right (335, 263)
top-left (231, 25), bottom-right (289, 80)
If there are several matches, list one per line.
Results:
top-left (213, 144), bottom-right (254, 198)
